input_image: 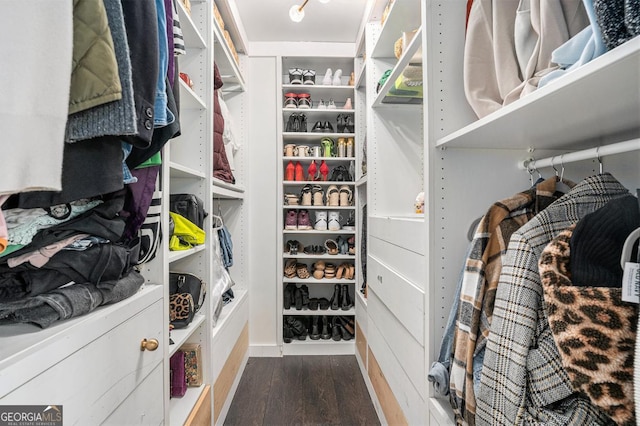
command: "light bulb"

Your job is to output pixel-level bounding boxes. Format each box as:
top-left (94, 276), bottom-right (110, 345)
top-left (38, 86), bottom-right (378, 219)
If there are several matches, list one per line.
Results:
top-left (289, 4), bottom-right (305, 22)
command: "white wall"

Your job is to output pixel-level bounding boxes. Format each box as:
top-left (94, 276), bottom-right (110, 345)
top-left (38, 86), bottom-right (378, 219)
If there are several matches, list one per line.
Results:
top-left (246, 56), bottom-right (281, 356)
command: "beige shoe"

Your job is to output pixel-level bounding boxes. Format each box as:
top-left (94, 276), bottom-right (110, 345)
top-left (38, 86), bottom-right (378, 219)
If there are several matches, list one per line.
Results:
top-left (326, 185), bottom-right (339, 206)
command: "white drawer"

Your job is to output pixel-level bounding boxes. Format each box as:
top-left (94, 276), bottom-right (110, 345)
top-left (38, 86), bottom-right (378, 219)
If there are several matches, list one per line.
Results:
top-left (367, 314), bottom-right (426, 425)
top-left (369, 215), bottom-right (426, 255)
top-left (368, 254), bottom-right (424, 344)
top-left (369, 236), bottom-right (426, 290)
top-left (2, 297), bottom-right (164, 425)
top-left (103, 363), bottom-right (164, 426)
top-left (368, 290), bottom-right (425, 399)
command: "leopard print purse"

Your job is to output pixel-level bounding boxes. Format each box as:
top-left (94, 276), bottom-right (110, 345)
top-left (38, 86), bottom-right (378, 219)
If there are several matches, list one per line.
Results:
top-left (169, 293), bottom-right (195, 326)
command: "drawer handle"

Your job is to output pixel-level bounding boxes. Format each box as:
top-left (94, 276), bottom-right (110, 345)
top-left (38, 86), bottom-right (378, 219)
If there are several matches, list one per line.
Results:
top-left (140, 338), bottom-right (159, 351)
top-left (377, 275), bottom-right (382, 283)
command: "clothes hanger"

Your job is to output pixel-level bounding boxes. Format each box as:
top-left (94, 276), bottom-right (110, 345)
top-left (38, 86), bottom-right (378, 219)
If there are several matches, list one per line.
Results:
top-left (621, 227), bottom-right (640, 269)
top-left (212, 214), bottom-right (224, 231)
top-left (552, 155), bottom-right (572, 193)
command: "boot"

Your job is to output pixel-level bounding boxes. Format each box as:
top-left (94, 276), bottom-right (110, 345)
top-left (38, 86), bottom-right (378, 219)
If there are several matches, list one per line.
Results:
top-left (339, 317), bottom-right (353, 340)
top-left (331, 317), bottom-right (341, 341)
top-left (321, 316), bottom-right (331, 339)
top-left (341, 284), bottom-right (352, 310)
top-left (283, 323), bottom-right (294, 343)
top-left (329, 284), bottom-right (341, 310)
top-left (286, 316), bottom-right (307, 340)
top-left (300, 284), bottom-right (310, 308)
top-left (310, 316), bottom-right (321, 340)
top-left (284, 284), bottom-right (294, 309)
top-left (294, 287), bottom-right (303, 310)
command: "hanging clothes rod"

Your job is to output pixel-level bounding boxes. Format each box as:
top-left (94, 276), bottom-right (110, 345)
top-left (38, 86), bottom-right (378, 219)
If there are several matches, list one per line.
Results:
top-left (520, 138), bottom-right (640, 170)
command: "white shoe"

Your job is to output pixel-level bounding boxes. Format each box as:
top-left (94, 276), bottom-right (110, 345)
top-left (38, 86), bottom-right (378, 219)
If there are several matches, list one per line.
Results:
top-left (328, 211), bottom-right (342, 231)
top-left (318, 99), bottom-right (327, 109)
top-left (327, 99), bottom-right (336, 109)
top-left (322, 68), bottom-right (333, 86)
top-left (315, 211), bottom-right (328, 231)
top-left (332, 69), bottom-right (342, 86)
top-left (343, 98), bottom-right (352, 109)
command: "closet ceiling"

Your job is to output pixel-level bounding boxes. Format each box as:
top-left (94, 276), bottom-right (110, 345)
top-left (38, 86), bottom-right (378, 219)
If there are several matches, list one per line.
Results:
top-left (234, 0), bottom-right (372, 43)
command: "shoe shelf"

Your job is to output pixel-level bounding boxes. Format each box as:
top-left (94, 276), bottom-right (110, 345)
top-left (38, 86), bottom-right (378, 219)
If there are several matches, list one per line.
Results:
top-left (283, 230), bottom-right (356, 235)
top-left (282, 84), bottom-right (354, 98)
top-left (283, 206), bottom-right (355, 210)
top-left (283, 253), bottom-right (355, 260)
top-left (280, 56), bottom-right (360, 355)
top-left (355, 175), bottom-right (368, 187)
top-left (283, 277), bottom-right (356, 284)
top-left (282, 132), bottom-right (356, 139)
top-left (282, 108), bottom-right (355, 114)
top-left (282, 157), bottom-right (355, 164)
top-left (169, 384), bottom-right (207, 426)
top-left (283, 180), bottom-right (356, 185)
top-left (284, 308), bottom-right (356, 316)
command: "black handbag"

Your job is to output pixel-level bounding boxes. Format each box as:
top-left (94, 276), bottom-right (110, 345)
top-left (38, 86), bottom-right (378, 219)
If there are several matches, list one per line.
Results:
top-left (169, 272), bottom-right (206, 328)
top-left (169, 194), bottom-right (207, 229)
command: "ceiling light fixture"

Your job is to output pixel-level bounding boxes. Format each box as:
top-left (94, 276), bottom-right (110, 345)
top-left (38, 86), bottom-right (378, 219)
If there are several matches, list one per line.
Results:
top-left (289, 0), bottom-right (330, 23)
top-left (289, 0), bottom-right (309, 23)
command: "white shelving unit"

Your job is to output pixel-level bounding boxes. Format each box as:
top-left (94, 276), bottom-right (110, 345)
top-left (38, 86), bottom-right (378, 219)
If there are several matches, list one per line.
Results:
top-left (278, 56), bottom-right (359, 356)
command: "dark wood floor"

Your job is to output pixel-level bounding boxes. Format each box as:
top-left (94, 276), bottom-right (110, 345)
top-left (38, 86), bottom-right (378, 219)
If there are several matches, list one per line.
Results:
top-left (225, 356), bottom-right (380, 426)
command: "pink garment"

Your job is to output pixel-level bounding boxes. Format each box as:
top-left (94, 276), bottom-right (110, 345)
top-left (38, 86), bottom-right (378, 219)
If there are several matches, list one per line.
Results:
top-left (0, 195), bottom-right (9, 253)
top-left (464, 0), bottom-right (589, 118)
top-left (7, 233), bottom-right (89, 268)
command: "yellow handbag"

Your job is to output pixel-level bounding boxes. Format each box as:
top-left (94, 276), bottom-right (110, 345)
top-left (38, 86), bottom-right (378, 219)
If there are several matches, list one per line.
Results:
top-left (169, 212), bottom-right (205, 250)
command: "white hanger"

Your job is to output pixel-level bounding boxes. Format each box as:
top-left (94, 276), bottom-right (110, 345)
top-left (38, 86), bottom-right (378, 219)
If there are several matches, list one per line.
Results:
top-left (212, 214), bottom-right (224, 231)
top-left (621, 227), bottom-right (640, 268)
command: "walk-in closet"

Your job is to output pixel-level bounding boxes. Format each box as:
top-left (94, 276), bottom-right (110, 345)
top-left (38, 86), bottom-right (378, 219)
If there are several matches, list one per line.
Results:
top-left (1, 0), bottom-right (639, 425)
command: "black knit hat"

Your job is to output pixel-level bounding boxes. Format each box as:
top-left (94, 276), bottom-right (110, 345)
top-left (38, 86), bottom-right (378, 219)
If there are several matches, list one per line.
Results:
top-left (570, 194), bottom-right (640, 287)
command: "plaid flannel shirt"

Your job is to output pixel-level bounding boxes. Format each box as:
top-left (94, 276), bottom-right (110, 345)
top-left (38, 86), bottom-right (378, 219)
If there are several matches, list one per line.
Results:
top-left (449, 177), bottom-right (563, 425)
top-left (476, 173), bottom-right (628, 426)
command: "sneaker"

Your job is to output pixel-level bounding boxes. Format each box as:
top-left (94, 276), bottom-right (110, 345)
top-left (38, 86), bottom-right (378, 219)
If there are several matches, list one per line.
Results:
top-left (289, 68), bottom-right (303, 84)
top-left (332, 69), bottom-right (343, 86)
top-left (327, 99), bottom-right (336, 109)
top-left (328, 211), bottom-right (341, 231)
top-left (343, 97), bottom-right (352, 109)
top-left (302, 69), bottom-right (316, 85)
top-left (284, 93), bottom-right (298, 108)
top-left (315, 211), bottom-right (328, 231)
top-left (285, 210), bottom-right (298, 230)
top-left (297, 93), bottom-right (311, 109)
top-left (322, 68), bottom-right (333, 86)
top-left (317, 99), bottom-right (327, 109)
top-left (297, 210), bottom-right (313, 230)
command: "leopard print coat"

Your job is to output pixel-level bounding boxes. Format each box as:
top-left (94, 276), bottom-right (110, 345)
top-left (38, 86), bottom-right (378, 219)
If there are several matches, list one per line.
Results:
top-left (539, 226), bottom-right (638, 426)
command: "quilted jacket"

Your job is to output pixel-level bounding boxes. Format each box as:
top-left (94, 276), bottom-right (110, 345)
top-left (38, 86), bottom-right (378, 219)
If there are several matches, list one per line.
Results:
top-left (213, 63), bottom-right (235, 183)
top-left (68, 0), bottom-right (122, 115)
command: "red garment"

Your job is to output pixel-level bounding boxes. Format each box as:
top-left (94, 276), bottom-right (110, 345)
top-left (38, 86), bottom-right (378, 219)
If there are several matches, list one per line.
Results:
top-left (213, 63), bottom-right (235, 183)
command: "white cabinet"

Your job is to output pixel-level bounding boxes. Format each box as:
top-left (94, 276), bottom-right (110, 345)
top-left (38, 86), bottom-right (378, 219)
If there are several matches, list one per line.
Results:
top-left (0, 286), bottom-right (164, 425)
